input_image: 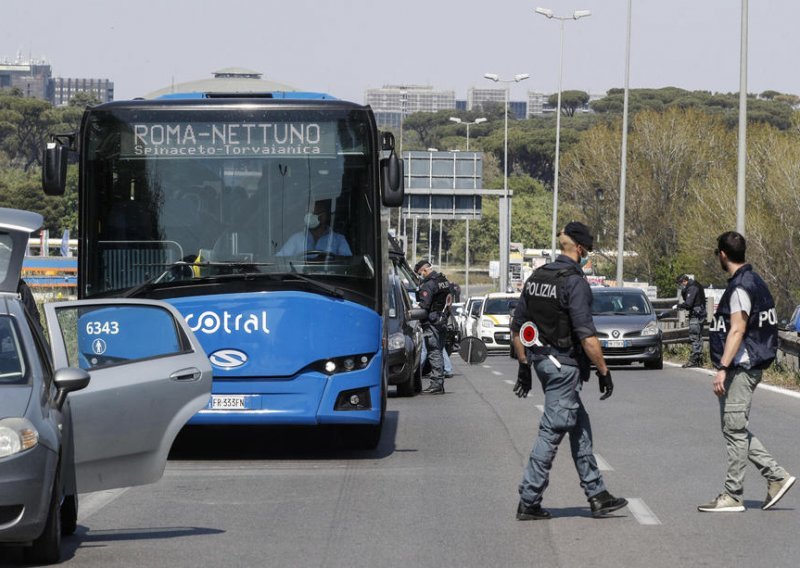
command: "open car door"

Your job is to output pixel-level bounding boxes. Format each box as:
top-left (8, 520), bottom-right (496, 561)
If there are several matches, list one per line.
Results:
top-left (44, 299), bottom-right (212, 493)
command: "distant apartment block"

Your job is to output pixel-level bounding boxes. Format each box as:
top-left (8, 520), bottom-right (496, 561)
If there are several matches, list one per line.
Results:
top-left (0, 55), bottom-right (113, 106)
top-left (527, 91), bottom-right (604, 117)
top-left (365, 84), bottom-right (456, 129)
top-left (466, 87), bottom-right (527, 119)
top-left (53, 78), bottom-right (114, 106)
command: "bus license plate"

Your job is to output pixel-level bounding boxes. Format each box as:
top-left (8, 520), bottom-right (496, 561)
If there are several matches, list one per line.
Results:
top-left (605, 340), bottom-right (625, 348)
top-left (211, 395), bottom-right (246, 410)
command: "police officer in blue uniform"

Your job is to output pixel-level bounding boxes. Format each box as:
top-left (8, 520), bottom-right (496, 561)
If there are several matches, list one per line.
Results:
top-left (415, 260), bottom-right (451, 394)
top-left (698, 231), bottom-right (795, 512)
top-left (676, 274), bottom-right (707, 367)
top-left (511, 222), bottom-right (627, 520)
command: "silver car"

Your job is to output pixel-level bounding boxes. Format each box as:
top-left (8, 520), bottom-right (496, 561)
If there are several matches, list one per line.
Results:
top-left (0, 208), bottom-right (212, 563)
top-left (591, 287), bottom-right (663, 369)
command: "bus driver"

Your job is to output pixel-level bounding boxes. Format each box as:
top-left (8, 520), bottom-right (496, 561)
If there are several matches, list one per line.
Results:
top-left (276, 199), bottom-right (352, 257)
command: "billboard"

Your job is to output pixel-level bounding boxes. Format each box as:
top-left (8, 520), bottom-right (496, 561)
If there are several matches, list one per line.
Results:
top-left (402, 151), bottom-right (483, 220)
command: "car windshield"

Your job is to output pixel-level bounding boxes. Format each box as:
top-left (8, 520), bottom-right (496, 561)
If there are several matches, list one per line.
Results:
top-left (483, 298), bottom-right (516, 315)
top-left (0, 316), bottom-right (25, 385)
top-left (592, 291), bottom-right (651, 315)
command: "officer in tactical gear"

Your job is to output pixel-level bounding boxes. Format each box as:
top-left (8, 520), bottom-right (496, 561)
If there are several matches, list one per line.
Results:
top-left (511, 221), bottom-right (627, 520)
top-left (415, 260), bottom-right (451, 394)
top-left (698, 231), bottom-right (795, 513)
top-left (676, 274), bottom-right (707, 367)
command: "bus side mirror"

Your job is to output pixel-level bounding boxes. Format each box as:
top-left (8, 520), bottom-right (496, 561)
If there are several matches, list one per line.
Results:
top-left (43, 141), bottom-right (68, 196)
top-left (381, 154), bottom-right (404, 207)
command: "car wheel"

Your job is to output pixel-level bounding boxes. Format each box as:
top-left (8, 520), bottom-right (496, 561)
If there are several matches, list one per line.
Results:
top-left (644, 355), bottom-right (663, 370)
top-left (413, 370), bottom-right (422, 393)
top-left (61, 494), bottom-right (78, 535)
top-left (395, 366), bottom-right (416, 397)
top-left (25, 472), bottom-right (62, 565)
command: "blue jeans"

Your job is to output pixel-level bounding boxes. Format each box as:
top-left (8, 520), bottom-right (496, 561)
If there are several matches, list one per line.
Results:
top-left (420, 339), bottom-right (452, 374)
top-left (519, 358), bottom-right (606, 506)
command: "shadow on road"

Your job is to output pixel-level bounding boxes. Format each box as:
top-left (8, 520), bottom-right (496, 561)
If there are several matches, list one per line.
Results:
top-left (168, 410), bottom-right (400, 461)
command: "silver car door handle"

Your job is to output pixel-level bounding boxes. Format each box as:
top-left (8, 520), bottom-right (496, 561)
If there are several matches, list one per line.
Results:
top-left (170, 368), bottom-right (202, 382)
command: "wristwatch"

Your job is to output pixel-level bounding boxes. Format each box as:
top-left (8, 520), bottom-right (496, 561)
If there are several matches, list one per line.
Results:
top-left (718, 365), bottom-right (730, 371)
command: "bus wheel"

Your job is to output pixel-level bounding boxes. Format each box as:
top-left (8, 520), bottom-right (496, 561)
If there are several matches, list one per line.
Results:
top-left (343, 423), bottom-right (382, 450)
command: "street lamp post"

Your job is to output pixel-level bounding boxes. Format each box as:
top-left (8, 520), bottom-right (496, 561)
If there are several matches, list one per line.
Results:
top-left (535, 6), bottom-right (591, 261)
top-left (484, 73), bottom-right (529, 292)
top-left (449, 116), bottom-right (488, 151)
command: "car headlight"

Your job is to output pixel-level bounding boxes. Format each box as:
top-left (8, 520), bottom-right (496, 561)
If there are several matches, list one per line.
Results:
top-left (388, 332), bottom-right (406, 352)
top-left (0, 418), bottom-right (39, 458)
top-left (481, 319), bottom-right (494, 328)
top-left (641, 321), bottom-right (660, 336)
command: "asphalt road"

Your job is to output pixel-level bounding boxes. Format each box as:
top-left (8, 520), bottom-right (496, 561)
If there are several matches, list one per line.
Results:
top-left (5, 355), bottom-right (799, 567)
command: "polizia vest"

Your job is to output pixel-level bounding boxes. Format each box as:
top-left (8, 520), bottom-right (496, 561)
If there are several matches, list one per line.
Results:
top-left (709, 264), bottom-right (778, 370)
top-left (523, 265), bottom-right (582, 350)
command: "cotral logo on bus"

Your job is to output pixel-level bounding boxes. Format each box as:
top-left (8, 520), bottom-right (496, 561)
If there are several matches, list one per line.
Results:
top-left (209, 349), bottom-right (249, 369)
top-left (184, 310), bottom-right (270, 335)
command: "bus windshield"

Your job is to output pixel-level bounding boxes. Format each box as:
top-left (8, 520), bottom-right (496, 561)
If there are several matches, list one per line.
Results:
top-left (81, 106), bottom-right (377, 299)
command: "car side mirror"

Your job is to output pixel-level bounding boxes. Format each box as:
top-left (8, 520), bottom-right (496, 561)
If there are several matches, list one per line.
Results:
top-left (407, 308), bottom-right (427, 321)
top-left (53, 367), bottom-right (91, 410)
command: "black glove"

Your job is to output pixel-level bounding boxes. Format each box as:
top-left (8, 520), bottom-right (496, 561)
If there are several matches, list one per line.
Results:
top-left (514, 362), bottom-right (533, 398)
top-left (597, 369), bottom-right (614, 400)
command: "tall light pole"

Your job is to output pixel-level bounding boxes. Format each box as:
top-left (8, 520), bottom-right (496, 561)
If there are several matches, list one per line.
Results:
top-left (449, 116), bottom-right (488, 151)
top-left (616, 0), bottom-right (632, 286)
top-left (484, 73), bottom-right (529, 292)
top-left (535, 6), bottom-right (591, 261)
top-left (737, 0), bottom-right (748, 235)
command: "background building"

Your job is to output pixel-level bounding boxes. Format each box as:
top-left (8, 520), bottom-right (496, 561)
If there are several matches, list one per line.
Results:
top-left (0, 54), bottom-right (114, 105)
top-left (466, 87), bottom-right (527, 119)
top-left (365, 85), bottom-right (456, 130)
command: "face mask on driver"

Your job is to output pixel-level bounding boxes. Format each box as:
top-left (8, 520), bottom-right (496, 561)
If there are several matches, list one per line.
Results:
top-left (579, 255), bottom-right (590, 268)
top-left (304, 213), bottom-right (321, 229)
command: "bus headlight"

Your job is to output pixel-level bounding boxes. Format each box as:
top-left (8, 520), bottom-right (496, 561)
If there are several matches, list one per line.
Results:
top-left (0, 418), bottom-right (39, 458)
top-left (310, 353), bottom-right (374, 375)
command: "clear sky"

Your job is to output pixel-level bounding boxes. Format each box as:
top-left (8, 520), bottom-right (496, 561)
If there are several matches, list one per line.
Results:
top-left (3, 0), bottom-right (799, 103)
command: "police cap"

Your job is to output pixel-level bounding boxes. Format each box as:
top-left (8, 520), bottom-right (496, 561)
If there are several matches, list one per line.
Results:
top-left (563, 221), bottom-right (594, 251)
top-left (414, 260), bottom-right (431, 274)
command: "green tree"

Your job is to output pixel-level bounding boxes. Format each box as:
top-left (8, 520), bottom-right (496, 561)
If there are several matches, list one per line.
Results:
top-left (547, 90), bottom-right (590, 117)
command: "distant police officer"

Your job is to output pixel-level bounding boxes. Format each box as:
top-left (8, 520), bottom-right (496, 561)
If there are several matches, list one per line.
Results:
top-left (698, 231), bottom-right (795, 512)
top-left (511, 222), bottom-right (627, 520)
top-left (676, 273), bottom-right (707, 367)
top-left (415, 260), bottom-right (451, 394)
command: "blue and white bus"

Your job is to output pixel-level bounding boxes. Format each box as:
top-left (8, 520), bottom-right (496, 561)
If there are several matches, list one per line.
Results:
top-left (43, 92), bottom-right (404, 448)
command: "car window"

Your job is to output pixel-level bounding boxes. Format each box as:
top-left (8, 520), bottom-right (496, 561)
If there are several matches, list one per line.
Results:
top-left (52, 304), bottom-right (191, 370)
top-left (468, 300), bottom-right (481, 317)
top-left (0, 233), bottom-right (12, 283)
top-left (483, 298), bottom-right (515, 315)
top-left (27, 311), bottom-right (55, 391)
top-left (0, 316), bottom-right (26, 385)
top-left (388, 279), bottom-right (399, 318)
top-left (592, 292), bottom-right (651, 315)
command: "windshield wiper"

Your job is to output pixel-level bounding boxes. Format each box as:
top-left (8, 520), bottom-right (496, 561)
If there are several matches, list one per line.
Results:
top-left (283, 265), bottom-right (344, 298)
top-left (123, 261), bottom-right (275, 297)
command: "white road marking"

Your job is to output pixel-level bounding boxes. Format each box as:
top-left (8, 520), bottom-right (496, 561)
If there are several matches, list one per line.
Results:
top-left (482, 365), bottom-right (492, 369)
top-left (77, 488), bottom-right (130, 522)
top-left (665, 361), bottom-right (800, 399)
top-left (594, 453), bottom-right (613, 471)
top-left (504, 379), bottom-right (515, 385)
top-left (626, 497), bottom-right (662, 525)
top-left (492, 371), bottom-right (503, 376)
top-left (535, 405), bottom-right (544, 413)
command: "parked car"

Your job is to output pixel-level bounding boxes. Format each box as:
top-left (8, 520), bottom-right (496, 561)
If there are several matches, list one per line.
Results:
top-left (0, 208), bottom-right (213, 564)
top-left (462, 296), bottom-right (484, 338)
top-left (386, 274), bottom-right (424, 396)
top-left (591, 286), bottom-right (663, 369)
top-left (476, 293), bottom-right (519, 352)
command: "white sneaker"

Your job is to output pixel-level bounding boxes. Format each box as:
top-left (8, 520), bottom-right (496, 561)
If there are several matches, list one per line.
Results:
top-left (698, 493), bottom-right (745, 513)
top-left (763, 475), bottom-right (796, 510)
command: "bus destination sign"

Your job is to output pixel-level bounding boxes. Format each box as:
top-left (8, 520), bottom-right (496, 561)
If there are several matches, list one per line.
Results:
top-left (122, 122), bottom-right (337, 158)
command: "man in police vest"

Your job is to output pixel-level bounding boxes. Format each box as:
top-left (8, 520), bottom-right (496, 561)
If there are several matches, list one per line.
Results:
top-left (511, 222), bottom-right (627, 520)
top-left (698, 231), bottom-right (795, 512)
top-left (415, 260), bottom-right (451, 395)
top-left (676, 273), bottom-right (707, 367)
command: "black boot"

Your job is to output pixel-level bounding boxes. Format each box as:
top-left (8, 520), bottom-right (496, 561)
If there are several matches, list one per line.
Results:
top-left (588, 491), bottom-right (628, 517)
top-left (516, 501), bottom-right (552, 521)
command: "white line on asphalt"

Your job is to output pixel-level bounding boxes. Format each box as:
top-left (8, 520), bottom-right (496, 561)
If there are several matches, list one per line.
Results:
top-left (626, 498), bottom-right (661, 525)
top-left (665, 361), bottom-right (800, 399)
top-left (504, 379), bottom-right (515, 385)
top-left (77, 488), bottom-right (130, 522)
top-left (594, 453), bottom-right (613, 471)
top-left (492, 371), bottom-right (503, 376)
top-left (535, 405), bottom-right (544, 413)
top-left (482, 365), bottom-right (492, 369)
